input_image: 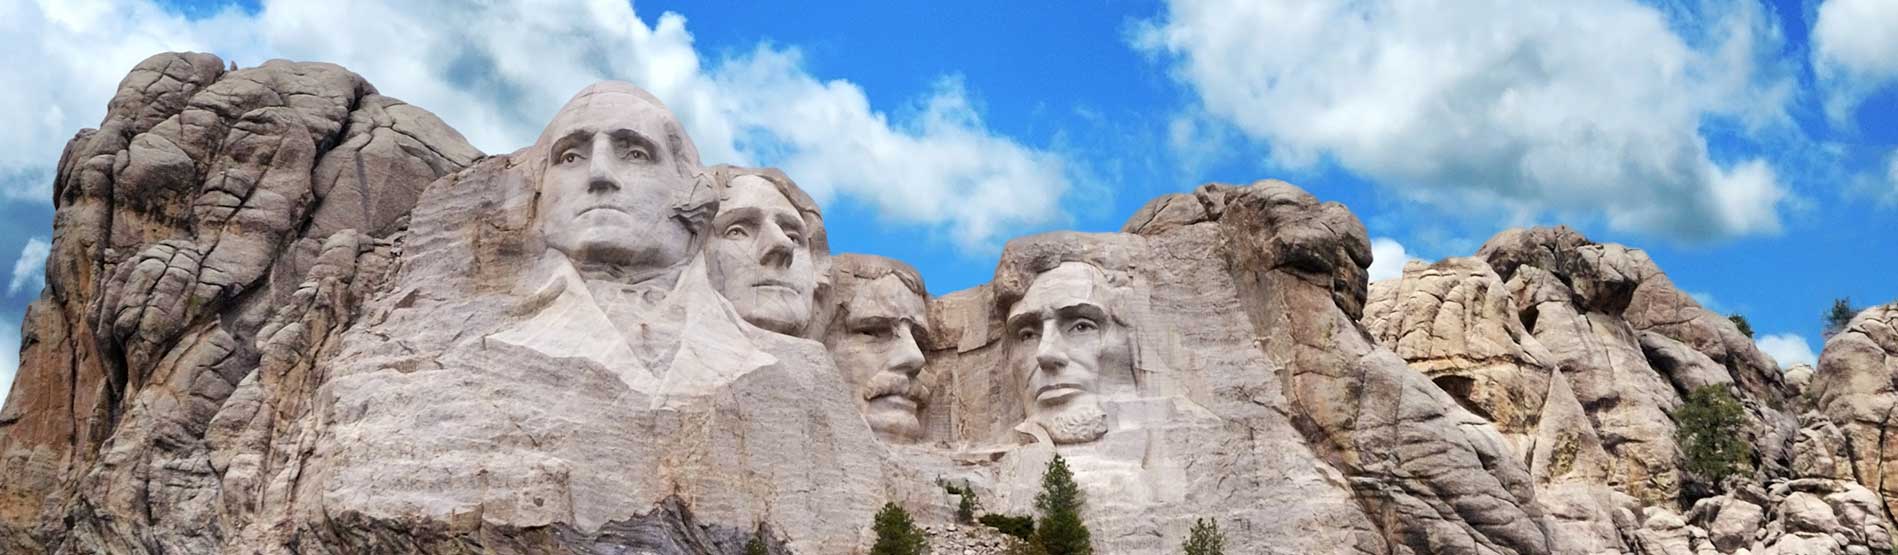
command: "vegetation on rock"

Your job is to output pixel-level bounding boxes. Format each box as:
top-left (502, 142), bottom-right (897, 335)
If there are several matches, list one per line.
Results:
top-left (980, 514), bottom-right (1036, 540)
top-left (1727, 314), bottom-right (1753, 338)
top-left (1182, 517), bottom-right (1225, 555)
top-left (870, 502), bottom-right (927, 555)
top-left (1676, 386), bottom-right (1751, 489)
top-left (1032, 454), bottom-right (1093, 555)
top-left (1825, 297), bottom-right (1858, 337)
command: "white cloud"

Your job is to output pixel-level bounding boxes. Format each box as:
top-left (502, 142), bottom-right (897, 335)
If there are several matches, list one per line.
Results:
top-left (1367, 237), bottom-right (1418, 283)
top-left (7, 238), bottom-right (50, 297)
top-left (1688, 291), bottom-right (1724, 313)
top-left (0, 0), bottom-right (1073, 251)
top-left (1812, 0), bottom-right (1898, 124)
top-left (1758, 332), bottom-right (1817, 369)
top-left (1133, 0), bottom-right (1796, 241)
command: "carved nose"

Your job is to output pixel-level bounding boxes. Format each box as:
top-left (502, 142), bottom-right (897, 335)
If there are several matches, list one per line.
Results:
top-left (586, 141), bottom-right (621, 193)
top-left (758, 225), bottom-right (795, 268)
top-left (586, 166), bottom-right (621, 194)
top-left (888, 326), bottom-right (925, 377)
top-left (1035, 330), bottom-right (1068, 373)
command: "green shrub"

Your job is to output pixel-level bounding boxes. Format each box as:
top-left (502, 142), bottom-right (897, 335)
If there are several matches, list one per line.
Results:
top-left (980, 514), bottom-right (1035, 540)
top-left (957, 486), bottom-right (980, 524)
top-left (744, 534), bottom-right (768, 555)
top-left (1032, 454), bottom-right (1092, 555)
top-left (869, 502), bottom-right (926, 555)
top-left (1726, 314), bottom-right (1753, 338)
top-left (1675, 386), bottom-right (1751, 487)
top-left (1182, 518), bottom-right (1225, 555)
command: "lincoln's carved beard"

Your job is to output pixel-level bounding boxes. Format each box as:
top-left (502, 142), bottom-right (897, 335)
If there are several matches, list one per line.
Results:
top-left (1041, 399), bottom-right (1108, 445)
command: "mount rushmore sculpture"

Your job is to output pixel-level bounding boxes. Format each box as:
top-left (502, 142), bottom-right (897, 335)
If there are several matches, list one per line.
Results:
top-left (1, 54), bottom-right (1890, 555)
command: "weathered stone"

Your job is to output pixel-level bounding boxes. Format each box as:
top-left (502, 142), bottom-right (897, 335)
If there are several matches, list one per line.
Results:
top-left (1811, 304), bottom-right (1898, 519)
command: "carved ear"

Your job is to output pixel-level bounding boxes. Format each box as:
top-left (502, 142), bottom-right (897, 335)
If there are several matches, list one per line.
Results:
top-left (672, 170), bottom-right (719, 236)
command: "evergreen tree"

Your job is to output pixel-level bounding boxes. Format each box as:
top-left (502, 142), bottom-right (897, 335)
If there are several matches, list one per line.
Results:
top-left (1676, 386), bottom-right (1751, 487)
top-left (1825, 297), bottom-right (1858, 337)
top-left (1182, 518), bottom-right (1225, 555)
top-left (957, 485), bottom-right (980, 524)
top-left (869, 502), bottom-right (926, 555)
top-left (1726, 314), bottom-right (1753, 338)
top-left (1032, 454), bottom-right (1092, 555)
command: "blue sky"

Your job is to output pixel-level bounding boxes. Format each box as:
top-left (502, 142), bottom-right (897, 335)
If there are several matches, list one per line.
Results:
top-left (1, 0), bottom-right (1895, 401)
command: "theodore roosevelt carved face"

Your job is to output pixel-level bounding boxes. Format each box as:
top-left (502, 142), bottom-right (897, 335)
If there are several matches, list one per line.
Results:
top-left (824, 256), bottom-right (931, 443)
top-left (1007, 261), bottom-right (1131, 445)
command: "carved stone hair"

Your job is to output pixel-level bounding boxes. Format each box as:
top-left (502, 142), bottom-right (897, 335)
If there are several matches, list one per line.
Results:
top-left (706, 165), bottom-right (829, 261)
top-left (989, 231), bottom-right (1142, 327)
top-left (824, 253), bottom-right (930, 346)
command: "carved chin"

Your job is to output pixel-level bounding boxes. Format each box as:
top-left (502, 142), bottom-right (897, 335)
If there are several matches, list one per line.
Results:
top-left (864, 407), bottom-right (923, 443)
top-left (1040, 402), bottom-right (1108, 445)
top-left (739, 304), bottom-right (810, 335)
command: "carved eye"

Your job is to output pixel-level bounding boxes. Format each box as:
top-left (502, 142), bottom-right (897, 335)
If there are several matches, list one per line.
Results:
top-left (785, 231), bottom-right (804, 245)
top-left (724, 226), bottom-right (749, 239)
top-left (1069, 319), bottom-right (1098, 334)
top-left (627, 148), bottom-right (650, 161)
top-left (1018, 328), bottom-right (1039, 342)
top-left (560, 151), bottom-right (582, 164)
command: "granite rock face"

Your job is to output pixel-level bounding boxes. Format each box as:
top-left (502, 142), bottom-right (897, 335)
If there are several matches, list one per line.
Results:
top-left (0, 52), bottom-right (479, 554)
top-left (1, 54), bottom-right (1889, 555)
top-left (1811, 304), bottom-right (1898, 518)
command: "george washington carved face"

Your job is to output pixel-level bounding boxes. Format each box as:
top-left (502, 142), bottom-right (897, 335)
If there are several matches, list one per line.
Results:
top-left (534, 83), bottom-right (707, 283)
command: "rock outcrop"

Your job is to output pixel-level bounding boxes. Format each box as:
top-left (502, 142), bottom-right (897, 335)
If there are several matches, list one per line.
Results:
top-left (0, 52), bottom-right (479, 554)
top-left (0, 53), bottom-right (1889, 555)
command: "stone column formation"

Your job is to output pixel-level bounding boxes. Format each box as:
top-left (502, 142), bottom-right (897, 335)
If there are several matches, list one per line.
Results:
top-left (0, 52), bottom-right (1890, 555)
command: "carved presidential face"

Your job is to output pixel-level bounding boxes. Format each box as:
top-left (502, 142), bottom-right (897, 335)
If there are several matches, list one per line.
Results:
top-left (1008, 261), bottom-right (1129, 445)
top-left (826, 274), bottom-right (931, 443)
top-left (708, 174), bottom-right (819, 335)
top-left (536, 90), bottom-right (699, 279)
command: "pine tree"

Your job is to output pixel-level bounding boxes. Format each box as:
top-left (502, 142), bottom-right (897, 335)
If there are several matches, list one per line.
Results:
top-left (1726, 314), bottom-right (1753, 338)
top-left (743, 534), bottom-right (768, 555)
top-left (1181, 518), bottom-right (1225, 555)
top-left (957, 485), bottom-right (980, 524)
top-left (1032, 454), bottom-right (1092, 555)
top-left (870, 502), bottom-right (927, 555)
top-left (1825, 297), bottom-right (1858, 337)
top-left (1676, 386), bottom-right (1751, 487)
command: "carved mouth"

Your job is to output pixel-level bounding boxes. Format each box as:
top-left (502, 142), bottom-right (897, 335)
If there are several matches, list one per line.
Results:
top-left (868, 394), bottom-right (920, 412)
top-left (752, 279), bottom-right (800, 293)
top-left (577, 205), bottom-right (628, 217)
top-left (1035, 384), bottom-right (1085, 403)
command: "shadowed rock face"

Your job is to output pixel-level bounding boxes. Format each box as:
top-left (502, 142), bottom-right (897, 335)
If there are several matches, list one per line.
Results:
top-left (4, 53), bottom-right (1882, 555)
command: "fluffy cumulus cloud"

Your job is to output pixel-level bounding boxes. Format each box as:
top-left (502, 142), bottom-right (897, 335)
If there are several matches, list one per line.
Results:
top-left (1757, 332), bottom-right (1817, 369)
top-left (1812, 0), bottom-right (1898, 124)
top-left (7, 238), bottom-right (50, 297)
top-left (0, 0), bottom-right (1072, 250)
top-left (1367, 237), bottom-right (1418, 283)
top-left (1133, 0), bottom-right (1795, 241)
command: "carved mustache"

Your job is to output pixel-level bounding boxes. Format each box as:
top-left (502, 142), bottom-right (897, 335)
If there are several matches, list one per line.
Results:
top-left (861, 372), bottom-right (930, 406)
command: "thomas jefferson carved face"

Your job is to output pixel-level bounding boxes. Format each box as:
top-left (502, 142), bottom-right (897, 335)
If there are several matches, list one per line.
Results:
top-left (708, 174), bottom-right (819, 335)
top-left (535, 84), bottom-right (702, 282)
top-left (1007, 262), bottom-right (1130, 445)
top-left (827, 273), bottom-right (931, 443)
